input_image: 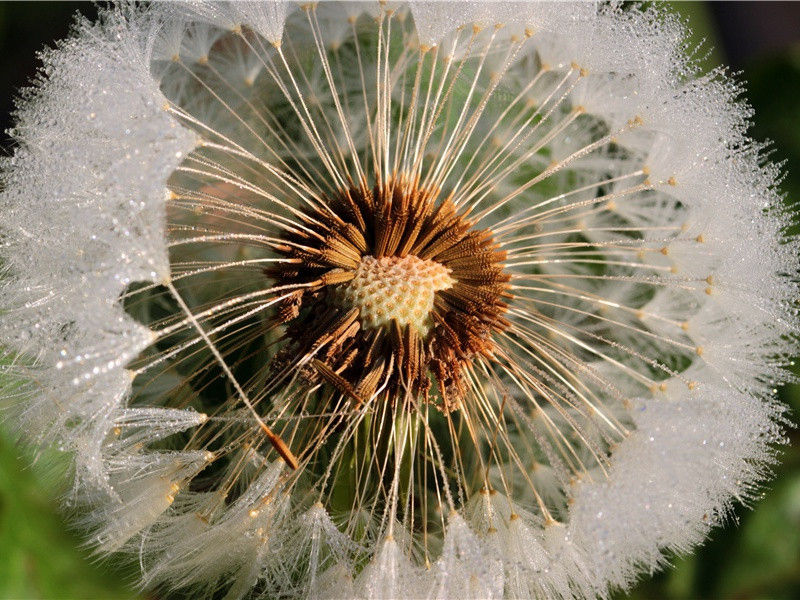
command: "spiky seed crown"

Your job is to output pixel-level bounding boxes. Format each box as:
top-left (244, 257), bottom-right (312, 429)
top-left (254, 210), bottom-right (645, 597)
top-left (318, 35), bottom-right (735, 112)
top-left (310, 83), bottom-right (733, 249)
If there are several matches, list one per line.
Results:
top-left (267, 176), bottom-right (511, 411)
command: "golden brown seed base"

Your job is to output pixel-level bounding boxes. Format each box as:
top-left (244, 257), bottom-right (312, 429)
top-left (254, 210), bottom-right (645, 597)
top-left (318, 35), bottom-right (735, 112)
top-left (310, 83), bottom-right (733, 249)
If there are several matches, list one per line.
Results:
top-left (267, 175), bottom-right (511, 411)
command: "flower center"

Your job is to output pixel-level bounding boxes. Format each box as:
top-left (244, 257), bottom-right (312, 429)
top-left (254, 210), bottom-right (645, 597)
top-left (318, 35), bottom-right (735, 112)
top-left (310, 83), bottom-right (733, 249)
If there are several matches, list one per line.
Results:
top-left (335, 255), bottom-right (455, 335)
top-left (266, 175), bottom-right (511, 410)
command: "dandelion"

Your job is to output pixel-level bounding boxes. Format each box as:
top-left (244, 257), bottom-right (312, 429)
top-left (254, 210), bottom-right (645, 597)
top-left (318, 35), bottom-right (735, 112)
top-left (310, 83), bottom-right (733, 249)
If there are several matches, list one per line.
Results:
top-left (0, 1), bottom-right (796, 599)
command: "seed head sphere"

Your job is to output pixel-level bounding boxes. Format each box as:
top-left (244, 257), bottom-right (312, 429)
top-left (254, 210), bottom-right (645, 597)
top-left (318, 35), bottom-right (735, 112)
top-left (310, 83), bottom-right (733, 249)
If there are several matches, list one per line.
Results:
top-left (0, 2), bottom-right (796, 599)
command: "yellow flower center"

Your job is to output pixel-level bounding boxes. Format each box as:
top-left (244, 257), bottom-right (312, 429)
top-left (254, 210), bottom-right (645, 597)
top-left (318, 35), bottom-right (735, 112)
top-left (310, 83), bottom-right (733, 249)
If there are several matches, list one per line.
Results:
top-left (335, 255), bottom-right (455, 335)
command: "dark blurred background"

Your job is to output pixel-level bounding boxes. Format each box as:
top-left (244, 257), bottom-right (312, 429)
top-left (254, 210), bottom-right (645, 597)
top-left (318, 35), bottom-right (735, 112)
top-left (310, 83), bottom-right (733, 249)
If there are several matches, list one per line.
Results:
top-left (0, 2), bottom-right (798, 599)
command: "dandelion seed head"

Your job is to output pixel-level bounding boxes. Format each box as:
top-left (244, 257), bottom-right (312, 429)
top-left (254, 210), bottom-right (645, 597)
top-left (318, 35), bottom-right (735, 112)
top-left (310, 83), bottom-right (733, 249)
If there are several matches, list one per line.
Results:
top-left (0, 1), bottom-right (796, 599)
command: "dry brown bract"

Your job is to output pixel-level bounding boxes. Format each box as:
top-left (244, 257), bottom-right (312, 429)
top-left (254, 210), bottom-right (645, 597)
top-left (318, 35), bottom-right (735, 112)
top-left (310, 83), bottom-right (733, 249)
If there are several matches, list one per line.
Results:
top-left (267, 174), bottom-right (511, 412)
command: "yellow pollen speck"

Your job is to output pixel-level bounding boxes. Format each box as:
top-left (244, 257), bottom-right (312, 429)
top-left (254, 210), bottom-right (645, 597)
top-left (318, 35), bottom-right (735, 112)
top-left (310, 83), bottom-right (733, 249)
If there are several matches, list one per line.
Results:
top-left (681, 321), bottom-right (690, 331)
top-left (696, 346), bottom-right (704, 356)
top-left (249, 509), bottom-right (260, 518)
top-left (688, 381), bottom-right (698, 390)
top-left (696, 234), bottom-right (705, 243)
top-left (706, 275), bottom-right (714, 285)
top-left (667, 176), bottom-right (677, 186)
top-left (112, 426), bottom-right (122, 436)
top-left (335, 255), bottom-right (454, 334)
top-left (659, 382), bottom-right (668, 392)
top-left (525, 27), bottom-right (534, 38)
top-left (660, 246), bottom-right (669, 255)
top-left (641, 165), bottom-right (651, 176)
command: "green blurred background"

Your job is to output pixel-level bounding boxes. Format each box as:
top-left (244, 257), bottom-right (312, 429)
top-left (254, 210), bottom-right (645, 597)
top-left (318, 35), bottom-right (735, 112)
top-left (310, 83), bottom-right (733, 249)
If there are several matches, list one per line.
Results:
top-left (0, 2), bottom-right (798, 599)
